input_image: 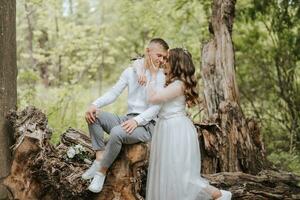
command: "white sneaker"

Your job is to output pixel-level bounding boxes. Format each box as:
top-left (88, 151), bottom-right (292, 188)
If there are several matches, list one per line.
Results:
top-left (88, 172), bottom-right (106, 193)
top-left (81, 160), bottom-right (101, 180)
top-left (217, 190), bottom-right (232, 200)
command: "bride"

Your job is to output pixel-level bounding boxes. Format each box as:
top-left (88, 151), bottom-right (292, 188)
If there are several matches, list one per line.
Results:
top-left (137, 48), bottom-right (232, 200)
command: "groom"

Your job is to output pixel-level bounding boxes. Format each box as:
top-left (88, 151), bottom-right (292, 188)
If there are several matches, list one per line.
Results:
top-left (83, 38), bottom-right (169, 193)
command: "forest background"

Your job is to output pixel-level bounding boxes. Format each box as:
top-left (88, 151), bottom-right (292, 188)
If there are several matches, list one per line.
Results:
top-left (16, 0), bottom-right (300, 175)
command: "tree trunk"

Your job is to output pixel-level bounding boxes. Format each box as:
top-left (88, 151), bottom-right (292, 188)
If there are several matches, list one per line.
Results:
top-left (69, 0), bottom-right (73, 15)
top-left (3, 107), bottom-right (299, 200)
top-left (24, 2), bottom-right (36, 68)
top-left (201, 0), bottom-right (266, 174)
top-left (0, 0), bottom-right (17, 199)
top-left (37, 29), bottom-right (50, 87)
top-left (55, 15), bottom-right (63, 84)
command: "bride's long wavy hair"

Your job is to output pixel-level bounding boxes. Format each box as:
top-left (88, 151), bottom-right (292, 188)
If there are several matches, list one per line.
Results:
top-left (165, 48), bottom-right (200, 107)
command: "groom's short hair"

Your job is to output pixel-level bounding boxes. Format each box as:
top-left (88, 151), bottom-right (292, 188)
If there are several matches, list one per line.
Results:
top-left (149, 38), bottom-right (169, 51)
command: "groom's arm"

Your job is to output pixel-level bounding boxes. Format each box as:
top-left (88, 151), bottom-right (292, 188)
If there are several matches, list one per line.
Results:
top-left (86, 68), bottom-right (129, 124)
top-left (92, 68), bottom-right (129, 108)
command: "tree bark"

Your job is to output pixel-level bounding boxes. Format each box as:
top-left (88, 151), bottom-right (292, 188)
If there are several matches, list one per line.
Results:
top-left (202, 0), bottom-right (239, 116)
top-left (204, 170), bottom-right (300, 200)
top-left (0, 0), bottom-right (17, 199)
top-left (201, 0), bottom-right (266, 174)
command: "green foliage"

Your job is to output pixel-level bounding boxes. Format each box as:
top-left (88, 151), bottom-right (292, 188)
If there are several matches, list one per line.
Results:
top-left (18, 81), bottom-right (128, 144)
top-left (268, 151), bottom-right (300, 176)
top-left (18, 69), bottom-right (39, 105)
top-left (235, 0), bottom-right (300, 174)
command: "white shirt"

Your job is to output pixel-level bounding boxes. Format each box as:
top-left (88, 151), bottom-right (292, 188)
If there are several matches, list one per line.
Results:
top-left (92, 58), bottom-right (165, 125)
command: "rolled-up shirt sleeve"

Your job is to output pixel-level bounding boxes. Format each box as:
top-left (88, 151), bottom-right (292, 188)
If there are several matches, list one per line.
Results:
top-left (133, 70), bottom-right (165, 125)
top-left (92, 68), bottom-right (129, 108)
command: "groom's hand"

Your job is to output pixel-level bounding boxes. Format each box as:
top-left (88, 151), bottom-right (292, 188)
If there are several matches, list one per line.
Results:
top-left (121, 119), bottom-right (138, 134)
top-left (85, 105), bottom-right (98, 124)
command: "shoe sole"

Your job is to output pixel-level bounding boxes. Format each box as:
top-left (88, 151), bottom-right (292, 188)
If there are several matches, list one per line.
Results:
top-left (82, 174), bottom-right (95, 180)
top-left (88, 187), bottom-right (102, 193)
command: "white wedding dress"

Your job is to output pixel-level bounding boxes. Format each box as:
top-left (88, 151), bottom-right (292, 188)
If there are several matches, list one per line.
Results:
top-left (146, 80), bottom-right (230, 200)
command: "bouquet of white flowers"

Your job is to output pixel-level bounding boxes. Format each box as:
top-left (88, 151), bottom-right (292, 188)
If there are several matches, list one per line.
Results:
top-left (66, 144), bottom-right (89, 163)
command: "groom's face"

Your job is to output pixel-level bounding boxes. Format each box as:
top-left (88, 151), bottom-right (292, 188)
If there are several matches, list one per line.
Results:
top-left (147, 43), bottom-right (168, 68)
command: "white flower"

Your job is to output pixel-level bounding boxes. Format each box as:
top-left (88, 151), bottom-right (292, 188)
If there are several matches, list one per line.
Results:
top-left (67, 147), bottom-right (76, 158)
top-left (74, 144), bottom-right (85, 153)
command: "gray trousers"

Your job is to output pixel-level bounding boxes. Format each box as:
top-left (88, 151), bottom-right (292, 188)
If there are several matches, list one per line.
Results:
top-left (88, 112), bottom-right (154, 168)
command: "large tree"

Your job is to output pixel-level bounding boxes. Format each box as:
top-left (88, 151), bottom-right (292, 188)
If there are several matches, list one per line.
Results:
top-left (0, 0), bottom-right (17, 199)
top-left (200, 0), bottom-right (265, 174)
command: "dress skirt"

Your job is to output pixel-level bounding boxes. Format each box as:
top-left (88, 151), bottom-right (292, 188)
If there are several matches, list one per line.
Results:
top-left (146, 115), bottom-right (212, 200)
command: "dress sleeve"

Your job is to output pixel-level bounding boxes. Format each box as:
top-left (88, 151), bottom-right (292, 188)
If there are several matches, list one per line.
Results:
top-left (147, 80), bottom-right (184, 104)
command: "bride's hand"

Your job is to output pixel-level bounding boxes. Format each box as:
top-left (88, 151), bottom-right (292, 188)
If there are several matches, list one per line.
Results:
top-left (138, 74), bottom-right (147, 86)
top-left (134, 64), bottom-right (147, 86)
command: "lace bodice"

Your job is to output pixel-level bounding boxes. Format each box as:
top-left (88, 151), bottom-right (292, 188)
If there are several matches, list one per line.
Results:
top-left (147, 80), bottom-right (186, 119)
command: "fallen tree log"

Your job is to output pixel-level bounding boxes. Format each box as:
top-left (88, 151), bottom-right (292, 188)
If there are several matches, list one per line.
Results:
top-left (3, 106), bottom-right (148, 200)
top-left (2, 107), bottom-right (300, 200)
top-left (204, 171), bottom-right (300, 200)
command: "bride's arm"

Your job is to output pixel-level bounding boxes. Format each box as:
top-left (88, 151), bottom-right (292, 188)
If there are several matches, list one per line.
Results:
top-left (147, 80), bottom-right (184, 104)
